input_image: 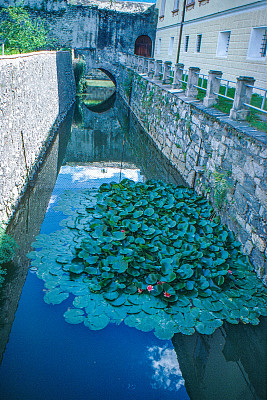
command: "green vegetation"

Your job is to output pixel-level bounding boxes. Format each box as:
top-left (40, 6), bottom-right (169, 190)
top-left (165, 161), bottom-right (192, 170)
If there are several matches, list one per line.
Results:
top-left (0, 6), bottom-right (50, 54)
top-left (0, 225), bottom-right (18, 287)
top-left (85, 80), bottom-right (115, 88)
top-left (123, 72), bottom-right (134, 98)
top-left (73, 57), bottom-right (86, 92)
top-left (195, 79), bottom-right (267, 132)
top-left (213, 171), bottom-right (229, 210)
top-left (27, 179), bottom-right (267, 339)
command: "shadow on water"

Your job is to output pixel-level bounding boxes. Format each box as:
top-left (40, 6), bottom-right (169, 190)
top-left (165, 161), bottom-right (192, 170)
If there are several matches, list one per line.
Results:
top-left (172, 318), bottom-right (267, 400)
top-left (0, 88), bottom-right (266, 400)
top-left (0, 107), bottom-right (74, 364)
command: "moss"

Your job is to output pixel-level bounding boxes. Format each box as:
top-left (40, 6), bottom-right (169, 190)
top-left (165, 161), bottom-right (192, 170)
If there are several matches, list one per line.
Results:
top-left (0, 225), bottom-right (18, 288)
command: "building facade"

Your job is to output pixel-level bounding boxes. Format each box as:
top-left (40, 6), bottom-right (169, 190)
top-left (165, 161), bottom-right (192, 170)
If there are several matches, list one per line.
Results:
top-left (155, 0), bottom-right (267, 87)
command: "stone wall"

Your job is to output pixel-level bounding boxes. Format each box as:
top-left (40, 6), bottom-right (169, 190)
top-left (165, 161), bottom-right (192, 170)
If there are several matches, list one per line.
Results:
top-left (0, 107), bottom-right (73, 364)
top-left (117, 65), bottom-right (267, 282)
top-left (0, 2), bottom-right (157, 60)
top-left (0, 51), bottom-right (76, 225)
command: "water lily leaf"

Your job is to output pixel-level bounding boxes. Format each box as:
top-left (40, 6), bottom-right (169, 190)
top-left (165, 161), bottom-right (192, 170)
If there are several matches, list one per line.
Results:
top-left (128, 294), bottom-right (143, 305)
top-left (145, 274), bottom-right (158, 285)
top-left (177, 264), bottom-right (194, 279)
top-left (73, 295), bottom-right (91, 308)
top-left (111, 259), bottom-right (128, 273)
top-left (195, 322), bottom-right (215, 335)
top-left (69, 262), bottom-right (85, 274)
top-left (133, 210), bottom-right (143, 218)
top-left (64, 308), bottom-right (85, 324)
top-left (84, 314), bottom-right (110, 330)
top-left (186, 281), bottom-right (194, 291)
top-left (30, 180), bottom-right (267, 340)
top-left (144, 227), bottom-right (156, 236)
top-left (124, 315), bottom-right (142, 328)
top-left (144, 207), bottom-right (154, 217)
top-left (112, 231), bottom-right (126, 241)
top-left (56, 255), bottom-right (73, 264)
top-left (138, 316), bottom-right (156, 332)
top-left (111, 295), bottom-right (126, 307)
top-left (154, 320), bottom-right (177, 340)
top-left (127, 304), bottom-right (142, 314)
top-left (128, 268), bottom-right (140, 277)
top-left (83, 254), bottom-right (99, 265)
top-left (128, 222), bottom-right (139, 232)
top-left (44, 288), bottom-right (69, 305)
top-left (103, 291), bottom-right (119, 301)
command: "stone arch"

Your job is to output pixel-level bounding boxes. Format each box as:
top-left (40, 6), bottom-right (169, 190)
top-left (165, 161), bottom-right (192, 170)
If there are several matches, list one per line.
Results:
top-left (134, 35), bottom-right (152, 57)
top-left (98, 68), bottom-right (116, 85)
top-left (83, 92), bottom-right (116, 114)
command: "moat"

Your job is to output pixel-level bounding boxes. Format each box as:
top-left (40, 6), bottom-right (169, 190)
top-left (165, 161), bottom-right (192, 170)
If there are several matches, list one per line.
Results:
top-left (0, 91), bottom-right (266, 400)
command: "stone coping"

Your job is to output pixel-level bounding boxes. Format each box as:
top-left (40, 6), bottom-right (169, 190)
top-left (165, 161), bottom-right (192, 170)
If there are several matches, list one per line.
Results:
top-left (0, 51), bottom-right (58, 61)
top-left (138, 73), bottom-right (267, 146)
top-left (66, 0), bottom-right (154, 13)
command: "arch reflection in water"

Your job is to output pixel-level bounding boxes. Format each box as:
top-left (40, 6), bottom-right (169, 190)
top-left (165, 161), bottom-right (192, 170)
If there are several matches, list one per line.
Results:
top-left (1, 84), bottom-right (266, 400)
top-left (77, 68), bottom-right (116, 114)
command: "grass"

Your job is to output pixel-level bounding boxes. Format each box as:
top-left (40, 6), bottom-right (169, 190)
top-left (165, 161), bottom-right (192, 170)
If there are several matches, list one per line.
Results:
top-left (193, 78), bottom-right (267, 132)
top-left (82, 99), bottom-right (103, 105)
top-left (85, 80), bottom-right (115, 87)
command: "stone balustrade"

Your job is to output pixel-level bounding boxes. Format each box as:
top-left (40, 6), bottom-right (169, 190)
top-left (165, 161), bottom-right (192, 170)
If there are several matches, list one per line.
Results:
top-left (123, 53), bottom-right (264, 122)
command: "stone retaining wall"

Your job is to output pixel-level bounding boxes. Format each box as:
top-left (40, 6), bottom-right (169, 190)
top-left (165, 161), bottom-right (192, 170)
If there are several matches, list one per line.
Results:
top-left (118, 65), bottom-right (267, 282)
top-left (0, 51), bottom-right (76, 225)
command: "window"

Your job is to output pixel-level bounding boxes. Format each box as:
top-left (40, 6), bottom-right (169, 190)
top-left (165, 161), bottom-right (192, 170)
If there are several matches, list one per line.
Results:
top-left (168, 37), bottom-right (174, 55)
top-left (184, 35), bottom-right (189, 52)
top-left (216, 31), bottom-right (231, 57)
top-left (157, 38), bottom-right (161, 55)
top-left (160, 0), bottom-right (166, 17)
top-left (173, 0), bottom-right (179, 11)
top-left (195, 34), bottom-right (202, 52)
top-left (247, 27), bottom-right (267, 59)
top-left (186, 0), bottom-right (195, 6)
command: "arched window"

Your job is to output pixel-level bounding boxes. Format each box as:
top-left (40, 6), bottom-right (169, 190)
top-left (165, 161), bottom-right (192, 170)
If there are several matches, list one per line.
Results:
top-left (134, 35), bottom-right (152, 58)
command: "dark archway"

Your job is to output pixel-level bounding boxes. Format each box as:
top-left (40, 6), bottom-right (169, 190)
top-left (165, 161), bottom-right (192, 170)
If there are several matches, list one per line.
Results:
top-left (134, 35), bottom-right (152, 57)
top-left (84, 92), bottom-right (116, 114)
top-left (98, 68), bottom-right (116, 85)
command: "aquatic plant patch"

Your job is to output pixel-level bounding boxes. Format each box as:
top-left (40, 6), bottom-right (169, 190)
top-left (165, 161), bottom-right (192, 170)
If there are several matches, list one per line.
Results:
top-left (27, 180), bottom-right (267, 339)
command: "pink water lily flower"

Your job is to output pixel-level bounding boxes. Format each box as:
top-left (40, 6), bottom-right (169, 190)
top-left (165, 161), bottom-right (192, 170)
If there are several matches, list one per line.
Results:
top-left (121, 229), bottom-right (125, 233)
top-left (228, 270), bottom-right (233, 274)
top-left (164, 291), bottom-right (171, 298)
top-left (147, 285), bottom-right (154, 292)
top-left (138, 288), bottom-right (143, 293)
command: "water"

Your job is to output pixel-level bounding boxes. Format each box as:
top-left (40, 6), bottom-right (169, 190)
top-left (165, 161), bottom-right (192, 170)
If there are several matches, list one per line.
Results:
top-left (0, 93), bottom-right (266, 400)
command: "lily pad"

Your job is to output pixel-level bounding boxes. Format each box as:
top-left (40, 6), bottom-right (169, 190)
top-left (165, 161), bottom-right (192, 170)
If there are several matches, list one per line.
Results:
top-left (28, 179), bottom-right (267, 340)
top-left (64, 308), bottom-right (85, 324)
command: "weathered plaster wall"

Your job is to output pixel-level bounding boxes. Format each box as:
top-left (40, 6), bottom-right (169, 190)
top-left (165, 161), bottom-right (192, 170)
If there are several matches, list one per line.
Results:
top-left (3, 2), bottom-right (157, 59)
top-left (0, 51), bottom-right (76, 225)
top-left (118, 66), bottom-right (267, 282)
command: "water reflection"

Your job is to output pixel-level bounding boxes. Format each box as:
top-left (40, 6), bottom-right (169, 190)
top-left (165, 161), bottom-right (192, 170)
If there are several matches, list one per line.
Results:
top-left (172, 318), bottom-right (267, 400)
top-left (0, 88), bottom-right (266, 400)
top-left (148, 344), bottom-right (185, 392)
top-left (0, 107), bottom-right (74, 364)
top-left (60, 165), bottom-right (140, 183)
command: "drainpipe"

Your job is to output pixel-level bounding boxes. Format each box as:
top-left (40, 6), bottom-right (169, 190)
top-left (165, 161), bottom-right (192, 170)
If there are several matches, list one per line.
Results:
top-left (176, 0), bottom-right (186, 63)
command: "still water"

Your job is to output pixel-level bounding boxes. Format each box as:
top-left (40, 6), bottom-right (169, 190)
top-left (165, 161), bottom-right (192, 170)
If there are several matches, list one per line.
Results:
top-left (0, 93), bottom-right (266, 400)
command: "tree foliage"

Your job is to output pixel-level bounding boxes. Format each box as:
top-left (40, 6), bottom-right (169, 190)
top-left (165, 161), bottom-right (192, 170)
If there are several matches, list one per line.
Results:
top-left (0, 6), bottom-right (50, 54)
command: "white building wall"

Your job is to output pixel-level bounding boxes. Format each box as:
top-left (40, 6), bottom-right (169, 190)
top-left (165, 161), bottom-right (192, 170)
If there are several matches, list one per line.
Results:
top-left (154, 0), bottom-right (267, 87)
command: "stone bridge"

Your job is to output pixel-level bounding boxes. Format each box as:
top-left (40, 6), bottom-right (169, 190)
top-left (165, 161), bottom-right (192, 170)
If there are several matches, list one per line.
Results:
top-left (0, 0), bottom-right (157, 83)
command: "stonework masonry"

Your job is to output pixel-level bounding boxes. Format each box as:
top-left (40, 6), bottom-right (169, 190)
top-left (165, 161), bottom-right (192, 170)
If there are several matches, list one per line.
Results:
top-left (0, 51), bottom-right (76, 225)
top-left (117, 65), bottom-right (267, 283)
